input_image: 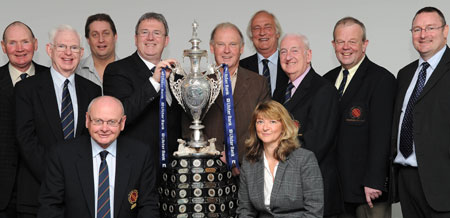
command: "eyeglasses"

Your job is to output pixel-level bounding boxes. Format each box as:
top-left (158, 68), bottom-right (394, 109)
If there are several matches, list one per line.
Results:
top-left (53, 44), bottom-right (82, 53)
top-left (89, 116), bottom-right (122, 127)
top-left (334, 40), bottom-right (359, 47)
top-left (137, 29), bottom-right (165, 38)
top-left (410, 25), bottom-right (445, 34)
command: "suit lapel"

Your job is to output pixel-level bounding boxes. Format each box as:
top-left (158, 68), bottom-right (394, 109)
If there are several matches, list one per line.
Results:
top-left (418, 47), bottom-right (450, 102)
top-left (114, 138), bottom-right (132, 218)
top-left (233, 67), bottom-right (250, 107)
top-left (0, 64), bottom-right (14, 97)
top-left (339, 57), bottom-right (370, 110)
top-left (284, 69), bottom-right (314, 111)
top-left (75, 75), bottom-right (88, 137)
top-left (38, 71), bottom-right (64, 139)
top-left (270, 157), bottom-right (288, 207)
top-left (254, 160), bottom-right (266, 210)
top-left (131, 52), bottom-right (154, 79)
top-left (76, 137), bottom-right (95, 218)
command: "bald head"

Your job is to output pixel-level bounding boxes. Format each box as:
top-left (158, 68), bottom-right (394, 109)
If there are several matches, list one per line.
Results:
top-left (87, 95), bottom-right (124, 116)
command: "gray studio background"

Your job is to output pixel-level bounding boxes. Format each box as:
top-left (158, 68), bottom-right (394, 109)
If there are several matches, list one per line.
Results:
top-left (1, 0), bottom-right (449, 217)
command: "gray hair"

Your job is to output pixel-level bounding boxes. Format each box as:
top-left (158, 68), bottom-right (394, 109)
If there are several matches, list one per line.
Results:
top-left (281, 33), bottom-right (310, 50)
top-left (333, 16), bottom-right (367, 41)
top-left (246, 10), bottom-right (283, 39)
top-left (210, 22), bottom-right (244, 46)
top-left (135, 12), bottom-right (169, 36)
top-left (48, 24), bottom-right (82, 45)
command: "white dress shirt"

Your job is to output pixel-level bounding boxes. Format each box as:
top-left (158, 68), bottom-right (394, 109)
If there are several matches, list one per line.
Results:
top-left (263, 151), bottom-right (279, 209)
top-left (9, 63), bottom-right (35, 86)
top-left (257, 51), bottom-right (278, 95)
top-left (137, 53), bottom-right (172, 105)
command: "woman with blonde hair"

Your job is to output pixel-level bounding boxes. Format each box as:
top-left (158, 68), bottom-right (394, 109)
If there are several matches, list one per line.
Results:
top-left (237, 100), bottom-right (324, 217)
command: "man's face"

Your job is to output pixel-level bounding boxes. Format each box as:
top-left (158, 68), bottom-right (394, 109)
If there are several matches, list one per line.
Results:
top-left (280, 35), bottom-right (311, 81)
top-left (87, 21), bottom-right (117, 60)
top-left (135, 19), bottom-right (169, 64)
top-left (1, 24), bottom-right (38, 72)
top-left (86, 97), bottom-right (126, 149)
top-left (46, 30), bottom-right (84, 76)
top-left (250, 12), bottom-right (279, 57)
top-left (332, 24), bottom-right (368, 69)
top-left (210, 27), bottom-right (244, 74)
top-left (412, 12), bottom-right (449, 60)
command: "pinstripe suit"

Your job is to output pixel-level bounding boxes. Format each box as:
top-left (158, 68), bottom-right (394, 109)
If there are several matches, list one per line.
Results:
top-left (237, 147), bottom-right (324, 218)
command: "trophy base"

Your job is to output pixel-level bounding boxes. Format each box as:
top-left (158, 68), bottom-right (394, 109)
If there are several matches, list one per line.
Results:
top-left (174, 138), bottom-right (220, 157)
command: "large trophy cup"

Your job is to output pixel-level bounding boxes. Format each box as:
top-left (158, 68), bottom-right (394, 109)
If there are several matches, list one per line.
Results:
top-left (158, 21), bottom-right (238, 218)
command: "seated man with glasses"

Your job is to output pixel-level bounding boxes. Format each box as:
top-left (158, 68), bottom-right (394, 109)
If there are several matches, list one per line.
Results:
top-left (38, 96), bottom-right (159, 218)
top-left (14, 24), bottom-right (101, 217)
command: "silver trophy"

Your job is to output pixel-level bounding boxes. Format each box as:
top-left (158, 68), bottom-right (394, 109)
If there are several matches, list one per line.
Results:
top-left (169, 21), bottom-right (222, 156)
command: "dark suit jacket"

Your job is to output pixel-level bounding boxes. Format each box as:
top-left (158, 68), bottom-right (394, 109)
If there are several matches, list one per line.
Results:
top-left (103, 52), bottom-right (182, 162)
top-left (188, 66), bottom-right (270, 163)
top-left (240, 53), bottom-right (289, 96)
top-left (38, 136), bottom-right (159, 218)
top-left (273, 68), bottom-right (342, 216)
top-left (390, 46), bottom-right (450, 212)
top-left (0, 62), bottom-right (48, 210)
top-left (15, 69), bottom-right (101, 213)
top-left (324, 57), bottom-right (396, 204)
top-left (238, 148), bottom-right (324, 218)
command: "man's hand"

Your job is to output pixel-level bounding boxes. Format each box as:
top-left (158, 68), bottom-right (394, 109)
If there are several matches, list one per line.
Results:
top-left (152, 58), bottom-right (177, 83)
top-left (220, 151), bottom-right (240, 176)
top-left (364, 186), bottom-right (382, 208)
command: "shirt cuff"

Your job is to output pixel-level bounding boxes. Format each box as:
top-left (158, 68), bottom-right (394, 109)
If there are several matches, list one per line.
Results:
top-left (149, 76), bottom-right (161, 92)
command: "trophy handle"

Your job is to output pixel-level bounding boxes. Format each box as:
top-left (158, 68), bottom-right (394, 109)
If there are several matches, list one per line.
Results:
top-left (203, 64), bottom-right (222, 115)
top-left (169, 64), bottom-right (187, 112)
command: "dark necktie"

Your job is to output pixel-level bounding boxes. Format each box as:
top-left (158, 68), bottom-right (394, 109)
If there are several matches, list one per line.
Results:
top-left (61, 79), bottom-right (74, 139)
top-left (284, 82), bottom-right (294, 104)
top-left (97, 151), bottom-right (111, 218)
top-left (399, 62), bottom-right (430, 158)
top-left (337, 69), bottom-right (349, 98)
top-left (150, 66), bottom-right (155, 76)
top-left (19, 73), bottom-right (28, 80)
top-left (262, 59), bottom-right (271, 89)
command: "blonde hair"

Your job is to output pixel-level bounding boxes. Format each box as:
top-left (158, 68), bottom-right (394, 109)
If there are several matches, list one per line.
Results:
top-left (245, 100), bottom-right (300, 163)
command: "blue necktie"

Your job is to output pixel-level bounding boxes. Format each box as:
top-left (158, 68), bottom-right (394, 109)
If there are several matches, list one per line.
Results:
top-left (19, 73), bottom-right (28, 80)
top-left (97, 151), bottom-right (111, 218)
top-left (399, 62), bottom-right (430, 158)
top-left (337, 69), bottom-right (349, 99)
top-left (61, 79), bottom-right (74, 139)
top-left (262, 59), bottom-right (271, 91)
top-left (284, 82), bottom-right (294, 104)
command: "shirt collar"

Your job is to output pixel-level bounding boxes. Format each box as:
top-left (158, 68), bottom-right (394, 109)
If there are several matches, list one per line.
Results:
top-left (137, 52), bottom-right (156, 71)
top-left (257, 51), bottom-right (278, 65)
top-left (419, 46), bottom-right (446, 71)
top-left (91, 137), bottom-right (117, 158)
top-left (50, 67), bottom-right (75, 88)
top-left (292, 66), bottom-right (311, 88)
top-left (9, 62), bottom-right (35, 80)
top-left (340, 55), bottom-right (365, 76)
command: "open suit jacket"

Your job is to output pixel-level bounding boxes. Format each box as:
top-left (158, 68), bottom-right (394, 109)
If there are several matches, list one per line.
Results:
top-left (197, 66), bottom-right (270, 163)
top-left (273, 68), bottom-right (342, 216)
top-left (15, 69), bottom-right (101, 214)
top-left (389, 46), bottom-right (450, 212)
top-left (323, 57), bottom-right (396, 203)
top-left (240, 53), bottom-right (289, 95)
top-left (0, 62), bottom-right (48, 210)
top-left (237, 148), bottom-right (324, 218)
top-left (38, 136), bottom-right (159, 218)
top-left (103, 52), bottom-right (182, 163)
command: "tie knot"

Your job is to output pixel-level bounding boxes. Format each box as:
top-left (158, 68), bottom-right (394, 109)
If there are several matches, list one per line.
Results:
top-left (287, 82), bottom-right (294, 90)
top-left (64, 79), bottom-right (70, 87)
top-left (343, 69), bottom-right (349, 76)
top-left (421, 62), bottom-right (430, 70)
top-left (20, 73), bottom-right (28, 80)
top-left (150, 66), bottom-right (156, 74)
top-left (100, 151), bottom-right (108, 161)
top-left (262, 59), bottom-right (269, 66)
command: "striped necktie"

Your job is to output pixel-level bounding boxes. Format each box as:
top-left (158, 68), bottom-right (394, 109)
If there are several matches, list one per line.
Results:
top-left (61, 79), bottom-right (74, 139)
top-left (262, 59), bottom-right (271, 90)
top-left (337, 69), bottom-right (349, 98)
top-left (97, 151), bottom-right (111, 218)
top-left (284, 82), bottom-right (294, 104)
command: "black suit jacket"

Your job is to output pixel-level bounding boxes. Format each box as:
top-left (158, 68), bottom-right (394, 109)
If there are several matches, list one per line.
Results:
top-left (15, 69), bottom-right (101, 213)
top-left (273, 68), bottom-right (342, 216)
top-left (103, 52), bottom-right (182, 164)
top-left (38, 136), bottom-right (159, 218)
top-left (0, 62), bottom-right (48, 210)
top-left (324, 57), bottom-right (396, 204)
top-left (390, 46), bottom-right (450, 212)
top-left (240, 53), bottom-right (289, 95)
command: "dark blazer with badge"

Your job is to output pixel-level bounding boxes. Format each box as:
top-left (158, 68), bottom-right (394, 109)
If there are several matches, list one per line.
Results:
top-left (197, 67), bottom-right (270, 163)
top-left (103, 52), bottom-right (182, 163)
top-left (38, 136), bottom-right (159, 218)
top-left (240, 53), bottom-right (289, 95)
top-left (389, 46), bottom-right (450, 212)
top-left (15, 69), bottom-right (101, 214)
top-left (273, 68), bottom-right (342, 216)
top-left (324, 56), bottom-right (396, 204)
top-left (0, 62), bottom-right (48, 211)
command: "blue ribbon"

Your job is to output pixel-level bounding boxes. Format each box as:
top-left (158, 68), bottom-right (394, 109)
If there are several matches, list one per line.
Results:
top-left (222, 64), bottom-right (240, 170)
top-left (159, 68), bottom-right (168, 168)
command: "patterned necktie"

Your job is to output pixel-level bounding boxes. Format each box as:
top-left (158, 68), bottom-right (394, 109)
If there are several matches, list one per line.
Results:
top-left (284, 82), bottom-right (294, 104)
top-left (97, 151), bottom-right (111, 218)
top-left (262, 59), bottom-right (271, 90)
top-left (399, 62), bottom-right (430, 158)
top-left (61, 79), bottom-right (74, 139)
top-left (337, 69), bottom-right (349, 98)
top-left (19, 73), bottom-right (28, 80)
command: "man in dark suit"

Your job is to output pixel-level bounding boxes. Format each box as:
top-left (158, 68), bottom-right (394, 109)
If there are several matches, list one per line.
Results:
top-left (15, 25), bottom-right (101, 218)
top-left (38, 96), bottom-right (159, 218)
top-left (390, 7), bottom-right (450, 218)
top-left (240, 10), bottom-right (288, 96)
top-left (324, 17), bottom-right (396, 218)
top-left (196, 22), bottom-right (270, 166)
top-left (103, 12), bottom-right (181, 166)
top-left (273, 33), bottom-right (342, 217)
top-left (0, 21), bottom-right (48, 218)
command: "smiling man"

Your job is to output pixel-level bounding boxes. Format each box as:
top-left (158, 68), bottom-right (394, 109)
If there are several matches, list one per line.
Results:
top-left (77, 13), bottom-right (119, 89)
top-left (273, 33), bottom-right (342, 217)
top-left (38, 96), bottom-right (159, 218)
top-left (14, 24), bottom-right (100, 217)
